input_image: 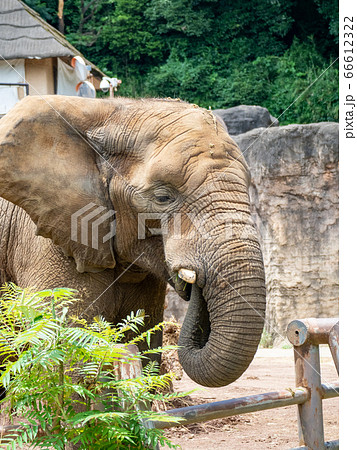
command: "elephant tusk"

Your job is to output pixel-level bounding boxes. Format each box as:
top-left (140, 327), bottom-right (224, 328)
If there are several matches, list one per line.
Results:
top-left (178, 268), bottom-right (197, 284)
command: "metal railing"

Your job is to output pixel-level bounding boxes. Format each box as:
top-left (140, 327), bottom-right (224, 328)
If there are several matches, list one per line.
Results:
top-left (151, 317), bottom-right (339, 450)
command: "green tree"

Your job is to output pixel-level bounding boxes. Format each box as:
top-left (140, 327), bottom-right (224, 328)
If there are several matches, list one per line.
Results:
top-left (23, 0), bottom-right (338, 123)
top-left (97, 0), bottom-right (167, 78)
top-left (23, 0), bottom-right (58, 25)
top-left (267, 39), bottom-right (338, 124)
top-left (64, 0), bottom-right (115, 49)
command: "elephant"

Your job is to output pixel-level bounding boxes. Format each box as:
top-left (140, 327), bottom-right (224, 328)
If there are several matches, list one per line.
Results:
top-left (0, 95), bottom-right (266, 388)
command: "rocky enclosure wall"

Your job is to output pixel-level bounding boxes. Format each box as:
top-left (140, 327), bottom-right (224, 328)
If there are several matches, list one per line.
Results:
top-left (234, 123), bottom-right (339, 343)
top-left (213, 105), bottom-right (279, 135)
top-left (164, 113), bottom-right (339, 346)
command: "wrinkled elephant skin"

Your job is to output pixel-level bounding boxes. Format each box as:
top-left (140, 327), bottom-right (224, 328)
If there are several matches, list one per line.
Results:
top-left (0, 96), bottom-right (265, 387)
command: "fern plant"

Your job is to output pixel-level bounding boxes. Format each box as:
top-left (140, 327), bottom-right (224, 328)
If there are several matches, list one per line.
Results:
top-left (0, 283), bottom-right (185, 449)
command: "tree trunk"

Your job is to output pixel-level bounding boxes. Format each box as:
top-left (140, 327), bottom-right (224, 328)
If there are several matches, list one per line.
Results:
top-left (58, 0), bottom-right (65, 34)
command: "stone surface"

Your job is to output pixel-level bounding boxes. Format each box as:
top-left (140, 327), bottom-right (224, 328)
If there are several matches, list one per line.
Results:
top-left (213, 105), bottom-right (279, 135)
top-left (234, 122), bottom-right (339, 344)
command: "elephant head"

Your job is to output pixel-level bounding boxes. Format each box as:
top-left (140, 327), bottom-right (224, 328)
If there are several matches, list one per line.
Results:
top-left (0, 96), bottom-right (265, 387)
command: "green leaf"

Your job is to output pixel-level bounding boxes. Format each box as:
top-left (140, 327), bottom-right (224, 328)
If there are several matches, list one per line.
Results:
top-left (0, 284), bottom-right (183, 449)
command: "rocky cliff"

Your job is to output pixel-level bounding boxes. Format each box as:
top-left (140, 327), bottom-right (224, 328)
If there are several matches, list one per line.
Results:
top-left (213, 105), bottom-right (279, 135)
top-left (234, 122), bottom-right (339, 343)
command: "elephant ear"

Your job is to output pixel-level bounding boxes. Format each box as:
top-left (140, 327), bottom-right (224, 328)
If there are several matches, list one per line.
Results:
top-left (0, 95), bottom-right (117, 273)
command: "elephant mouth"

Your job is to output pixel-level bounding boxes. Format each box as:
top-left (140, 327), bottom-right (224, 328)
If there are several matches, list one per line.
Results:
top-left (168, 272), bottom-right (192, 301)
top-left (169, 267), bottom-right (205, 302)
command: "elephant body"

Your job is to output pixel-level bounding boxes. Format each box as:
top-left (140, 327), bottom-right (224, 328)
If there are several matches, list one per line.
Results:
top-left (0, 96), bottom-right (266, 387)
top-left (0, 198), bottom-right (166, 347)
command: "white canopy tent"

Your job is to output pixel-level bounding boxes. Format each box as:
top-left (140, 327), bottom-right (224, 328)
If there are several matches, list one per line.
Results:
top-left (0, 59), bottom-right (26, 114)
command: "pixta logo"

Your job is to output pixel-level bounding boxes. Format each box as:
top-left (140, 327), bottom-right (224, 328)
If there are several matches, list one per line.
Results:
top-left (71, 203), bottom-right (116, 249)
top-left (137, 212), bottom-right (257, 241)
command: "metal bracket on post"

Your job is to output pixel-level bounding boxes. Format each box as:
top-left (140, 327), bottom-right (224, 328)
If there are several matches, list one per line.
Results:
top-left (328, 322), bottom-right (339, 375)
top-left (287, 318), bottom-right (339, 450)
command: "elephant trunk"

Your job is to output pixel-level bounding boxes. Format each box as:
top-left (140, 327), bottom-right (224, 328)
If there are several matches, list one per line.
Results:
top-left (178, 242), bottom-right (266, 387)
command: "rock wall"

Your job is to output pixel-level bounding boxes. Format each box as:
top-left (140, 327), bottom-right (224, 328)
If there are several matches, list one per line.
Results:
top-left (213, 105), bottom-right (279, 135)
top-left (234, 122), bottom-right (339, 343)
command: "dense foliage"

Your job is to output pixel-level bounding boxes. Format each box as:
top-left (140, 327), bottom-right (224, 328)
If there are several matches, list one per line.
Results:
top-left (25, 0), bottom-right (338, 124)
top-left (0, 284), bottom-right (183, 449)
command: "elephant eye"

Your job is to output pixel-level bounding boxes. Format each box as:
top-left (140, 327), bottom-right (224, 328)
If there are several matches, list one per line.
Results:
top-left (151, 183), bottom-right (178, 206)
top-left (155, 194), bottom-right (173, 204)
top-left (153, 188), bottom-right (176, 205)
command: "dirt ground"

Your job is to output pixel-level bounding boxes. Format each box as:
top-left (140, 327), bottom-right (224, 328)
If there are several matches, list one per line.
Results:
top-left (161, 347), bottom-right (339, 450)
